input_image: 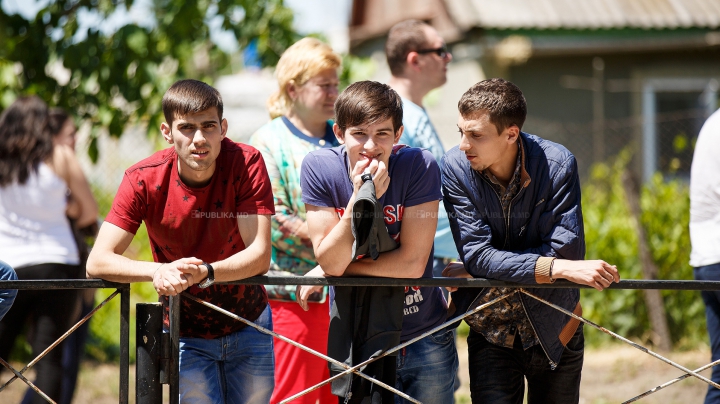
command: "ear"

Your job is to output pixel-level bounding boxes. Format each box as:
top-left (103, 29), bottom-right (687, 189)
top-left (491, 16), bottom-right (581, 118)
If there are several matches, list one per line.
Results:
top-left (286, 80), bottom-right (298, 102)
top-left (220, 118), bottom-right (228, 138)
top-left (505, 125), bottom-right (520, 144)
top-left (394, 125), bottom-right (404, 144)
top-left (333, 123), bottom-right (344, 144)
top-left (406, 52), bottom-right (421, 72)
top-left (161, 122), bottom-right (173, 144)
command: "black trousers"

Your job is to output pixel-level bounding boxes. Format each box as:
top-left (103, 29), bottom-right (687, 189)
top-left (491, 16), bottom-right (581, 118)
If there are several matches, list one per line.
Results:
top-left (0, 263), bottom-right (81, 404)
top-left (467, 325), bottom-right (584, 404)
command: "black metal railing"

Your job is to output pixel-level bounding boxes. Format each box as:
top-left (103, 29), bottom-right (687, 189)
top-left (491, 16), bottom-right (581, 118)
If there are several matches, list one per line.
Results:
top-left (0, 280), bottom-right (130, 404)
top-left (3, 277), bottom-right (720, 403)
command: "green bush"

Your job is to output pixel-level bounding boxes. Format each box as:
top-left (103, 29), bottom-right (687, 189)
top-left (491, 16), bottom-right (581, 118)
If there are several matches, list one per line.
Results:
top-left (581, 150), bottom-right (705, 348)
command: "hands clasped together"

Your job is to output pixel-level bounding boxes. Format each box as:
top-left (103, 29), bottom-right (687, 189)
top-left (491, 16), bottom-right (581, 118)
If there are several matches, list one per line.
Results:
top-left (153, 257), bottom-right (209, 296)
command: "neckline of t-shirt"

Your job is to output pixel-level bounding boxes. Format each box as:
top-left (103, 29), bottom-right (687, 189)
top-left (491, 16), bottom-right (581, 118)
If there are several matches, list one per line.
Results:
top-left (281, 116), bottom-right (336, 148)
top-left (170, 154), bottom-right (215, 193)
top-left (401, 97), bottom-right (425, 112)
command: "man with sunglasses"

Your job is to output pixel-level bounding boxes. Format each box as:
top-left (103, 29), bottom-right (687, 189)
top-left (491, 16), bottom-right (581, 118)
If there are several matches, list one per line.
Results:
top-left (385, 19), bottom-right (460, 402)
top-left (387, 19), bottom-right (451, 164)
top-left (386, 20), bottom-right (458, 276)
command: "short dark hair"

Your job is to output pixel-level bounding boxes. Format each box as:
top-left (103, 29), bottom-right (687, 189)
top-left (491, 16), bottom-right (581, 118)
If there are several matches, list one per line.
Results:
top-left (162, 79), bottom-right (223, 125)
top-left (335, 81), bottom-right (403, 134)
top-left (458, 78), bottom-right (527, 133)
top-left (385, 19), bottom-right (430, 76)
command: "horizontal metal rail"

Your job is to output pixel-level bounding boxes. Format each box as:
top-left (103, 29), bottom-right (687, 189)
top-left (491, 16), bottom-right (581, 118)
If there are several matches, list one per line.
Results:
top-left (230, 276), bottom-right (720, 290)
top-left (2, 277), bottom-right (720, 290)
top-left (0, 279), bottom-right (129, 289)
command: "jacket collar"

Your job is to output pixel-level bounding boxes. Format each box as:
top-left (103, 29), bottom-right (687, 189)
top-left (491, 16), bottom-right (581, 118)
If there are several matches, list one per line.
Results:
top-left (518, 133), bottom-right (531, 189)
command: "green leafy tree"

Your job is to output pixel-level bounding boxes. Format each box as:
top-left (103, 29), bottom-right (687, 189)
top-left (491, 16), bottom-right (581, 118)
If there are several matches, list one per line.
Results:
top-left (581, 150), bottom-right (705, 348)
top-left (0, 0), bottom-right (298, 161)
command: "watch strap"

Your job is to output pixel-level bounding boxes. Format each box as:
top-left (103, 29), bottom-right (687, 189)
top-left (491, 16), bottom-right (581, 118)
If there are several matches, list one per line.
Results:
top-left (198, 261), bottom-right (215, 288)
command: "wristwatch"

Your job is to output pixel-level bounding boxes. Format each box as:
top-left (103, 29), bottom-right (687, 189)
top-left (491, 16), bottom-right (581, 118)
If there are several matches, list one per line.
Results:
top-left (198, 262), bottom-right (215, 288)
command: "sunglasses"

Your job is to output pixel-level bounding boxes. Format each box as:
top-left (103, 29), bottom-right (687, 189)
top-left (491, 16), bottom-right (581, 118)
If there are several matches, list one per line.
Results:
top-left (416, 46), bottom-right (450, 59)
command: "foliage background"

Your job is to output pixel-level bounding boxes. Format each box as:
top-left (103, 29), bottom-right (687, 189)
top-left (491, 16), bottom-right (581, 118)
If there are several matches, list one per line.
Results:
top-left (580, 151), bottom-right (704, 348)
top-left (0, 0), bottom-right (298, 161)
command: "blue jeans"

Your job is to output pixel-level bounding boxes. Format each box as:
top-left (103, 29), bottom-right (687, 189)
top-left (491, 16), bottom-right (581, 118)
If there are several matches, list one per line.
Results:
top-left (178, 304), bottom-right (275, 404)
top-left (695, 263), bottom-right (720, 404)
top-left (0, 261), bottom-right (17, 321)
top-left (467, 325), bottom-right (584, 404)
top-left (395, 327), bottom-right (458, 404)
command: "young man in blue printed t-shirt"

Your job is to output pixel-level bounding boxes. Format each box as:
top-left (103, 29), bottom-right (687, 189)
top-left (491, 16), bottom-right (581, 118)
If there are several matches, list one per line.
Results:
top-left (296, 81), bottom-right (457, 403)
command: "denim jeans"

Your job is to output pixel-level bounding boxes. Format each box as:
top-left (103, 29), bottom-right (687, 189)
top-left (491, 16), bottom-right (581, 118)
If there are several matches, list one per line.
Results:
top-left (178, 304), bottom-right (275, 404)
top-left (695, 263), bottom-right (720, 404)
top-left (0, 261), bottom-right (17, 321)
top-left (395, 327), bottom-right (459, 404)
top-left (467, 325), bottom-right (584, 404)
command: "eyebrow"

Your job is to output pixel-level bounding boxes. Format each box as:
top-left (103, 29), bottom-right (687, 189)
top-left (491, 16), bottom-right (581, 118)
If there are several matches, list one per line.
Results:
top-left (458, 125), bottom-right (483, 134)
top-left (177, 120), bottom-right (219, 127)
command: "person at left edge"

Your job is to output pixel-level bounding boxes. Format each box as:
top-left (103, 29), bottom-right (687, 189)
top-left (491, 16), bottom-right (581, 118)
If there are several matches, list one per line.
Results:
top-left (86, 79), bottom-right (276, 404)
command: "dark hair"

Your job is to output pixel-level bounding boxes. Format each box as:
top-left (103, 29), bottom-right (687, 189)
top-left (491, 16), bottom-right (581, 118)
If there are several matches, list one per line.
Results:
top-left (48, 108), bottom-right (70, 137)
top-left (458, 78), bottom-right (527, 133)
top-left (385, 19), bottom-right (430, 76)
top-left (334, 81), bottom-right (403, 133)
top-left (162, 79), bottom-right (223, 125)
top-left (0, 96), bottom-right (53, 187)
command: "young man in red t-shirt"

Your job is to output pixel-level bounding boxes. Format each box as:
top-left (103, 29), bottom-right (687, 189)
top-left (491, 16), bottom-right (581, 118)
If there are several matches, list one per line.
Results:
top-left (87, 79), bottom-right (276, 403)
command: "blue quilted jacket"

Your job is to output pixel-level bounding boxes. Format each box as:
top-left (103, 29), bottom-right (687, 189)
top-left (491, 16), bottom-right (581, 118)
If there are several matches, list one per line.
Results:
top-left (441, 132), bottom-right (584, 366)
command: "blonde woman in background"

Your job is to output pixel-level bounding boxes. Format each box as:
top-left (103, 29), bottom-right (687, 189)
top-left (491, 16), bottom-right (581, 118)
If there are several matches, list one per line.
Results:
top-left (249, 37), bottom-right (340, 403)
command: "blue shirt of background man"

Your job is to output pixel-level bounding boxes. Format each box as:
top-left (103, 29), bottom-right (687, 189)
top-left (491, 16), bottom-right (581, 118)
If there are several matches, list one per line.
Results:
top-left (300, 145), bottom-right (447, 341)
top-left (399, 98), bottom-right (445, 163)
top-left (399, 97), bottom-right (456, 260)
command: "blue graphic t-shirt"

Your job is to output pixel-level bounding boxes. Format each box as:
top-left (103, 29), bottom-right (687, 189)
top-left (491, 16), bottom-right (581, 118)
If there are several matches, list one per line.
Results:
top-left (300, 144), bottom-right (447, 340)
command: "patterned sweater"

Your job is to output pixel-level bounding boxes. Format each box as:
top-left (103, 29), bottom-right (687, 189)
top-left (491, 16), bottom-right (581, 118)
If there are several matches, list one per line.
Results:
top-left (249, 117), bottom-right (337, 300)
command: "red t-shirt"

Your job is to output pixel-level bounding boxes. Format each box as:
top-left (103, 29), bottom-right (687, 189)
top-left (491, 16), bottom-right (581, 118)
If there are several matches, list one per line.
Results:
top-left (105, 138), bottom-right (275, 339)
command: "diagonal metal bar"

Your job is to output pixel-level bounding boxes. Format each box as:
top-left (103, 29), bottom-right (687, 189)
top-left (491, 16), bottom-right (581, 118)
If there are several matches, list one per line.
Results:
top-left (623, 358), bottom-right (720, 403)
top-left (519, 289), bottom-right (720, 390)
top-left (0, 357), bottom-right (55, 403)
top-left (280, 290), bottom-right (518, 404)
top-left (0, 289), bottom-right (120, 392)
top-left (181, 294), bottom-right (421, 404)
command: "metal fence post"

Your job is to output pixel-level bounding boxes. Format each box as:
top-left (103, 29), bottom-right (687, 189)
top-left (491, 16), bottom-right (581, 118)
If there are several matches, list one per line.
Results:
top-left (119, 285), bottom-right (130, 404)
top-left (169, 294), bottom-right (180, 404)
top-left (136, 302), bottom-right (163, 404)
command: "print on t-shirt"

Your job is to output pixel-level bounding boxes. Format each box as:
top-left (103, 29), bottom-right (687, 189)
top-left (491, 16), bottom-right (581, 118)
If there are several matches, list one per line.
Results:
top-left (302, 144), bottom-right (447, 340)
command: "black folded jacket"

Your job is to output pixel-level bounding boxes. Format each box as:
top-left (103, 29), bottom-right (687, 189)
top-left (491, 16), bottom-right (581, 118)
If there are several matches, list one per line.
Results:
top-left (351, 173), bottom-right (398, 261)
top-left (329, 174), bottom-right (405, 402)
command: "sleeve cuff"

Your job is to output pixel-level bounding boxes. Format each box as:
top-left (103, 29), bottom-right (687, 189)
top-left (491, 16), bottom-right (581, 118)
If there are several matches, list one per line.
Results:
top-left (535, 257), bottom-right (556, 284)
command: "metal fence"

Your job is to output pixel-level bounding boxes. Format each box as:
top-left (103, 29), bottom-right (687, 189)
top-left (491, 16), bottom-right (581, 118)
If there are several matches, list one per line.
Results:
top-left (526, 108), bottom-right (709, 181)
top-left (0, 279), bottom-right (130, 404)
top-left (2, 277), bottom-right (720, 404)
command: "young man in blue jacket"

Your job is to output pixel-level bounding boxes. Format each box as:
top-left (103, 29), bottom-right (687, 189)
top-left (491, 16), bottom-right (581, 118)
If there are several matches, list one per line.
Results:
top-left (442, 78), bottom-right (620, 403)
